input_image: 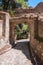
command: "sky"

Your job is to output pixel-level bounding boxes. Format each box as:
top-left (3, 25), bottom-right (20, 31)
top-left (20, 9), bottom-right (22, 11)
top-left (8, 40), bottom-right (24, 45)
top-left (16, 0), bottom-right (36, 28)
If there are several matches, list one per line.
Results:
top-left (28, 0), bottom-right (43, 7)
top-left (0, 0), bottom-right (43, 7)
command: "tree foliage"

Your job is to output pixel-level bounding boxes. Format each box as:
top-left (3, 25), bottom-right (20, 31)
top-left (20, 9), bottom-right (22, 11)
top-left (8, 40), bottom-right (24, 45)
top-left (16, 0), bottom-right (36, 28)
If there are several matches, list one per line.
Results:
top-left (2, 0), bottom-right (16, 11)
top-left (14, 22), bottom-right (29, 40)
top-left (2, 0), bottom-right (28, 11)
top-left (16, 0), bottom-right (28, 8)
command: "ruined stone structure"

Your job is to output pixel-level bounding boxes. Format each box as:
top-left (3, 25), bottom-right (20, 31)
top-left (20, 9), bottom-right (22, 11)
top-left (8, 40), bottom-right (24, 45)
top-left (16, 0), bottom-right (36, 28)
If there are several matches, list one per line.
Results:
top-left (0, 12), bottom-right (11, 54)
top-left (0, 2), bottom-right (43, 63)
top-left (10, 13), bottom-right (43, 62)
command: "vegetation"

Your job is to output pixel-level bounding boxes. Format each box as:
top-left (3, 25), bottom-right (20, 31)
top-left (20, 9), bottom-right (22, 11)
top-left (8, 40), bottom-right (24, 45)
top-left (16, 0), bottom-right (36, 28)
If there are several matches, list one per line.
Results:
top-left (0, 0), bottom-right (29, 39)
top-left (1, 0), bottom-right (28, 11)
top-left (14, 22), bottom-right (30, 40)
top-left (2, 0), bottom-right (17, 11)
top-left (0, 0), bottom-right (28, 16)
top-left (16, 0), bottom-right (28, 8)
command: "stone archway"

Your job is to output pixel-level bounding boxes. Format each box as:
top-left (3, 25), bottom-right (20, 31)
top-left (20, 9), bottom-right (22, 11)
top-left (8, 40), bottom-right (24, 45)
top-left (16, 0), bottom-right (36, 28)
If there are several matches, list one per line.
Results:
top-left (0, 12), bottom-right (43, 62)
top-left (9, 13), bottom-right (43, 62)
top-left (9, 16), bottom-right (34, 46)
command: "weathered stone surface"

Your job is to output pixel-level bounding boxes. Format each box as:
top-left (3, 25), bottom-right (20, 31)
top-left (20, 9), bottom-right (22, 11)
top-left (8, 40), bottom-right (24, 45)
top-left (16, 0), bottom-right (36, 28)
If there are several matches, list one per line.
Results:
top-left (0, 42), bottom-right (33, 65)
top-left (0, 12), bottom-right (11, 54)
top-left (9, 13), bottom-right (43, 62)
top-left (0, 44), bottom-right (11, 55)
top-left (0, 9), bottom-right (43, 62)
top-left (0, 20), bottom-right (3, 36)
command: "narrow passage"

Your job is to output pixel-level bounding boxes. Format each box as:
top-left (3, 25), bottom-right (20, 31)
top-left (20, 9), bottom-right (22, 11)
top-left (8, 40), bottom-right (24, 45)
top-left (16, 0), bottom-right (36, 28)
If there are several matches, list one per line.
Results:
top-left (0, 41), bottom-right (33, 65)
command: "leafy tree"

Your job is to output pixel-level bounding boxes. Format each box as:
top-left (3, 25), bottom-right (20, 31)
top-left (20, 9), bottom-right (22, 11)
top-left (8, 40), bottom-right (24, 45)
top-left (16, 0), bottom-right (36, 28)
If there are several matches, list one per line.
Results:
top-left (2, 0), bottom-right (28, 11)
top-left (2, 0), bottom-right (17, 11)
top-left (14, 22), bottom-right (29, 40)
top-left (16, 0), bottom-right (28, 8)
top-left (0, 0), bottom-right (3, 10)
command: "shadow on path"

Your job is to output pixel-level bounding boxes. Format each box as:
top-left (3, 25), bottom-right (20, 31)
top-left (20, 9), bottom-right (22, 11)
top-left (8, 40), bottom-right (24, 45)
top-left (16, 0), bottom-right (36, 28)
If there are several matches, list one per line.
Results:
top-left (12, 41), bottom-right (31, 60)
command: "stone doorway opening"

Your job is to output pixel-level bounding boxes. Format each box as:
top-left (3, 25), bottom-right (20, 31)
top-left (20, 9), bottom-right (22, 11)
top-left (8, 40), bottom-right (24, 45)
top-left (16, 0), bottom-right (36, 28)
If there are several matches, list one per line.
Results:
top-left (14, 22), bottom-right (30, 43)
top-left (9, 20), bottom-right (33, 64)
top-left (9, 19), bottom-right (31, 46)
top-left (9, 15), bottom-right (34, 48)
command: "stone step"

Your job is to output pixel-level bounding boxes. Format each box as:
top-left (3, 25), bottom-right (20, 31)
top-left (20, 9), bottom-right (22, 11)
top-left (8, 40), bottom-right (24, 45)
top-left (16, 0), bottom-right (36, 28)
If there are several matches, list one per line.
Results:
top-left (0, 44), bottom-right (11, 55)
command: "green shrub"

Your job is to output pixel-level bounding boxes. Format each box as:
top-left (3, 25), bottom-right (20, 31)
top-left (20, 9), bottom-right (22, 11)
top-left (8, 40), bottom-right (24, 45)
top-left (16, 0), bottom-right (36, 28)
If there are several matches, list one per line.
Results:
top-left (14, 23), bottom-right (30, 40)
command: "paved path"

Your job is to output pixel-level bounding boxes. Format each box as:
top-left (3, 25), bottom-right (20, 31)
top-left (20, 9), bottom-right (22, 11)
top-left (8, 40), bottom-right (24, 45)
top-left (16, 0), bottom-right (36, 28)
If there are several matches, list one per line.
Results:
top-left (15, 39), bottom-right (30, 44)
top-left (0, 42), bottom-right (33, 65)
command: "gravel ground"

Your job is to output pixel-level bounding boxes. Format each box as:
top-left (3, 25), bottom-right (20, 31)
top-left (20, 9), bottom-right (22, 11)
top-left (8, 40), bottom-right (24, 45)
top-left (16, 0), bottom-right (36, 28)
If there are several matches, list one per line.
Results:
top-left (0, 42), bottom-right (33, 65)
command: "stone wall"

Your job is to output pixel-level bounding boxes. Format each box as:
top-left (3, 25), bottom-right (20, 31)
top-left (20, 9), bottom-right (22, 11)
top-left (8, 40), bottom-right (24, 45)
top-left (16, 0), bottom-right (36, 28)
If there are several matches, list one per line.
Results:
top-left (30, 15), bottom-right (43, 62)
top-left (0, 11), bottom-right (43, 62)
top-left (10, 13), bottom-right (43, 62)
top-left (0, 20), bottom-right (3, 36)
top-left (0, 11), bottom-right (11, 54)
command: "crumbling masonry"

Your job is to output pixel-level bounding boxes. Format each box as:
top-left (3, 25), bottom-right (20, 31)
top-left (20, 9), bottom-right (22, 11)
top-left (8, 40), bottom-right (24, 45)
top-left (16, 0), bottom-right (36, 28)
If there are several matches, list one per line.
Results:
top-left (0, 11), bottom-right (43, 62)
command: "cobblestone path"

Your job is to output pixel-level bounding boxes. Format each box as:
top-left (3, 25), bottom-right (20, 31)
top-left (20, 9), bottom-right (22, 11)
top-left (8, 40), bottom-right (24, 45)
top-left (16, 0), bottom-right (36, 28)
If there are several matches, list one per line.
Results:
top-left (0, 42), bottom-right (33, 65)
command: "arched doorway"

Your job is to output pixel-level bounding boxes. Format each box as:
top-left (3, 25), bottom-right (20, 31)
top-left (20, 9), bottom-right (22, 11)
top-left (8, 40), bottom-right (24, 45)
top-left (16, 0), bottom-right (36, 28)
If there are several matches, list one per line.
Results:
top-left (9, 16), bottom-right (35, 65)
top-left (9, 17), bottom-right (34, 46)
